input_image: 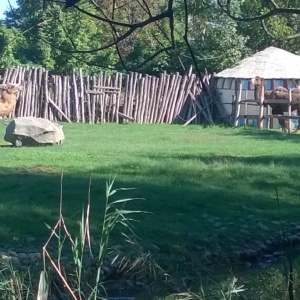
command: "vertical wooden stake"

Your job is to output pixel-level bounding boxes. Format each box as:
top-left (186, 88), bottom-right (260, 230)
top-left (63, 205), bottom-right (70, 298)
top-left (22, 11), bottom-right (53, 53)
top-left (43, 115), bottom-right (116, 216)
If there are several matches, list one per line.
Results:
top-left (288, 89), bottom-right (292, 134)
top-left (244, 89), bottom-right (248, 126)
top-left (234, 81), bottom-right (242, 127)
top-left (258, 83), bottom-right (265, 129)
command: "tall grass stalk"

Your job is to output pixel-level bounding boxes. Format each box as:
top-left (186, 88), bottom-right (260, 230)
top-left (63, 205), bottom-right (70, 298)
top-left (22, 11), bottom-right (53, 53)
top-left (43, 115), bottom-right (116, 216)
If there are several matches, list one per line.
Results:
top-left (41, 175), bottom-right (145, 299)
top-left (92, 178), bottom-right (145, 299)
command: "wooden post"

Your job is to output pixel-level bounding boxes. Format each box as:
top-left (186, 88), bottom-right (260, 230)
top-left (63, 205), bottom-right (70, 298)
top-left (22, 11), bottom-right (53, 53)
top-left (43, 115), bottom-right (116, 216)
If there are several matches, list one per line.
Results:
top-left (67, 76), bottom-right (71, 121)
top-left (43, 70), bottom-right (49, 119)
top-left (62, 76), bottom-right (68, 120)
top-left (123, 73), bottom-right (130, 120)
top-left (234, 81), bottom-right (242, 127)
top-left (149, 77), bottom-right (158, 123)
top-left (267, 105), bottom-right (271, 129)
top-left (288, 89), bottom-right (292, 134)
top-left (258, 83), bottom-right (265, 129)
top-left (72, 70), bottom-right (79, 122)
top-left (86, 75), bottom-right (92, 123)
top-left (91, 76), bottom-right (96, 123)
top-left (116, 72), bottom-right (122, 123)
top-left (167, 74), bottom-right (182, 123)
top-left (37, 68), bottom-right (44, 118)
top-left (244, 89), bottom-right (248, 126)
top-left (30, 68), bottom-right (37, 117)
top-left (79, 69), bottom-right (85, 123)
top-left (153, 73), bottom-right (165, 123)
top-left (48, 76), bottom-right (54, 121)
top-left (103, 73), bottom-right (110, 123)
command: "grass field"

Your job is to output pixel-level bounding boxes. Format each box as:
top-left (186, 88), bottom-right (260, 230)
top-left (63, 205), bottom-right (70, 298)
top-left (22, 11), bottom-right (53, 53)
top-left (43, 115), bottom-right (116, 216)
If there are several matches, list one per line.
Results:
top-left (0, 121), bottom-right (300, 259)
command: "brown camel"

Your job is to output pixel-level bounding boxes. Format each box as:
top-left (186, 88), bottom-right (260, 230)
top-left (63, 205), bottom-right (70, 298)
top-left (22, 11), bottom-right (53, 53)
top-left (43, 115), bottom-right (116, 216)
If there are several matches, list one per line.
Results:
top-left (251, 76), bottom-right (300, 132)
top-left (0, 83), bottom-right (22, 117)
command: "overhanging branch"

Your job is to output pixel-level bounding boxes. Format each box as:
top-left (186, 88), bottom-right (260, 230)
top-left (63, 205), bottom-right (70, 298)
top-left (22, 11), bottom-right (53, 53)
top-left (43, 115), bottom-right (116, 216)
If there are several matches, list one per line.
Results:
top-left (41, 2), bottom-right (173, 56)
top-left (261, 19), bottom-right (300, 40)
top-left (217, 0), bottom-right (300, 22)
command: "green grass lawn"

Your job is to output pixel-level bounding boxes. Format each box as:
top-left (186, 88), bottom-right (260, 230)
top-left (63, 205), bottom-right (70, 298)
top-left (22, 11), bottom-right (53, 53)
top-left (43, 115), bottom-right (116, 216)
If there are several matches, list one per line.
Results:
top-left (0, 121), bottom-right (300, 256)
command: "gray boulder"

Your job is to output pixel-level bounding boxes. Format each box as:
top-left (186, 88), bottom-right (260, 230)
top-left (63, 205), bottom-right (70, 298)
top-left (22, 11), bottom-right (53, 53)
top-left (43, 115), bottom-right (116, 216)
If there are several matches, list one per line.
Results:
top-left (4, 117), bottom-right (65, 146)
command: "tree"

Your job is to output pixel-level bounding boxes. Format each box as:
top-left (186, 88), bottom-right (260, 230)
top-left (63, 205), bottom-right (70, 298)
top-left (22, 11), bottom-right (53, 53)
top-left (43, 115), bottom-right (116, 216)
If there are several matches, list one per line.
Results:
top-left (56, 0), bottom-right (179, 73)
top-left (4, 0), bottom-right (119, 73)
top-left (5, 0), bottom-right (300, 77)
top-left (4, 1), bottom-right (195, 74)
top-left (217, 0), bottom-right (300, 40)
top-left (173, 0), bottom-right (250, 73)
top-left (0, 24), bottom-right (27, 67)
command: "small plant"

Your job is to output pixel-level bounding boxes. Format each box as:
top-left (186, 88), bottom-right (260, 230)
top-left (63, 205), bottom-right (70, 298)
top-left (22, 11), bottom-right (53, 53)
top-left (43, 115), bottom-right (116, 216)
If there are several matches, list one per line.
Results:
top-left (171, 277), bottom-right (245, 300)
top-left (220, 277), bottom-right (246, 300)
top-left (40, 175), bottom-right (146, 299)
top-left (110, 233), bottom-right (165, 287)
top-left (0, 259), bottom-right (32, 300)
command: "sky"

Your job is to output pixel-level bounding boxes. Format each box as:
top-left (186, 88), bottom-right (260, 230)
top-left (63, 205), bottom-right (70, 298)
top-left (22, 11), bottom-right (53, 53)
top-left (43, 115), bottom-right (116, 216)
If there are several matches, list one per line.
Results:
top-left (0, 0), bottom-right (17, 19)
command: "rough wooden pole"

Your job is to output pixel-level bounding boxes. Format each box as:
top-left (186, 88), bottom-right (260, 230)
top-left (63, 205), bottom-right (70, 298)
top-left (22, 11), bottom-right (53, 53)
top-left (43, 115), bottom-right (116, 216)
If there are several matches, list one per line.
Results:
top-left (43, 70), bottom-right (49, 119)
top-left (72, 70), bottom-right (79, 122)
top-left (79, 69), bottom-right (85, 123)
top-left (258, 83), bottom-right (265, 129)
top-left (234, 81), bottom-right (242, 127)
top-left (288, 89), bottom-right (292, 134)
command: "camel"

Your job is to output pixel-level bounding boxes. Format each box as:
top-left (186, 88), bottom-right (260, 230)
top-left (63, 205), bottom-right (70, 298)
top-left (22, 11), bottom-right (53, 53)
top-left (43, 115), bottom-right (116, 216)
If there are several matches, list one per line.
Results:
top-left (0, 83), bottom-right (23, 117)
top-left (251, 76), bottom-right (300, 132)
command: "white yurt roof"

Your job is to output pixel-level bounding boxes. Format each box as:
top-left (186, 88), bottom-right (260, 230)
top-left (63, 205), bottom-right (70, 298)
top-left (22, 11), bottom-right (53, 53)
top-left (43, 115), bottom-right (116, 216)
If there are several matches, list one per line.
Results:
top-left (215, 47), bottom-right (300, 79)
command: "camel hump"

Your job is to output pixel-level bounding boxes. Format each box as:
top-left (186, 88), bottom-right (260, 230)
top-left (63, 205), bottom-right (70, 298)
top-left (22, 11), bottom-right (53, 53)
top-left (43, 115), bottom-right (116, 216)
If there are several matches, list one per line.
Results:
top-left (274, 86), bottom-right (288, 92)
top-left (272, 91), bottom-right (288, 99)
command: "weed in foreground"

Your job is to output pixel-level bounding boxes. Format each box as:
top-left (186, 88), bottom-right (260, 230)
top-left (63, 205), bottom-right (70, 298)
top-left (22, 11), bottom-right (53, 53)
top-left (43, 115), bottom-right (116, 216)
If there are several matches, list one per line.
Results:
top-left (0, 259), bottom-right (32, 300)
top-left (38, 175), bottom-right (146, 299)
top-left (169, 277), bottom-right (245, 300)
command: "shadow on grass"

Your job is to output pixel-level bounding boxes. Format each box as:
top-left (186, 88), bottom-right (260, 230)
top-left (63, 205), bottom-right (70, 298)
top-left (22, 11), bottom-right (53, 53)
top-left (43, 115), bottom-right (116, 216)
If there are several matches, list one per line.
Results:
top-left (145, 153), bottom-right (300, 168)
top-left (0, 159), bottom-right (300, 254)
top-left (235, 127), bottom-right (300, 142)
top-left (0, 169), bottom-right (107, 246)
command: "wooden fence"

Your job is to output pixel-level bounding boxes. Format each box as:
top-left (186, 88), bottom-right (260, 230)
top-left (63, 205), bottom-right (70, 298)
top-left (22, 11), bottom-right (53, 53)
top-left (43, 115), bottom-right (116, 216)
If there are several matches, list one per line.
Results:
top-left (0, 66), bottom-right (222, 125)
top-left (233, 82), bottom-right (300, 133)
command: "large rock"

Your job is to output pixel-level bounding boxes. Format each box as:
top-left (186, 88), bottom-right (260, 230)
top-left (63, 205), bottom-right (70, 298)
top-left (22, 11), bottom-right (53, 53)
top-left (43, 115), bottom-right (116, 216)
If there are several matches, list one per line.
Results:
top-left (4, 117), bottom-right (65, 146)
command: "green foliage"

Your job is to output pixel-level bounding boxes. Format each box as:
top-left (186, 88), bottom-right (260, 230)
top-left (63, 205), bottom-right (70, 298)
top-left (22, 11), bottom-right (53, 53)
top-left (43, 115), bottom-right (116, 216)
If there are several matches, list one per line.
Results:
top-left (1, 122), bottom-right (300, 298)
top-left (0, 25), bottom-right (27, 67)
top-left (1, 0), bottom-right (251, 73)
top-left (2, 0), bottom-right (300, 73)
top-left (0, 122), bottom-right (300, 250)
top-left (4, 1), bottom-right (118, 73)
top-left (233, 0), bottom-right (300, 54)
top-left (169, 0), bottom-right (250, 72)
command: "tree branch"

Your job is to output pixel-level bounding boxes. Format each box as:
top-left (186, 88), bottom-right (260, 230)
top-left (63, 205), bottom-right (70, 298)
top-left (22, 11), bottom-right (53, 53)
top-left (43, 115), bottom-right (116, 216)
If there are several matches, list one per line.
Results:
top-left (217, 0), bottom-right (300, 22)
top-left (40, 3), bottom-right (172, 54)
top-left (90, 0), bottom-right (128, 71)
top-left (64, 0), bottom-right (81, 8)
top-left (261, 19), bottom-right (300, 40)
top-left (182, 0), bottom-right (207, 93)
top-left (168, 0), bottom-right (175, 48)
top-left (135, 46), bottom-right (173, 68)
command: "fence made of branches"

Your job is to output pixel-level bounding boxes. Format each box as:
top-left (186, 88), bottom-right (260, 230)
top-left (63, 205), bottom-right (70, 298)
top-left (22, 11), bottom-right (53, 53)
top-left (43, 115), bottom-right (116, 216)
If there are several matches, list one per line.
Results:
top-left (1, 66), bottom-right (222, 125)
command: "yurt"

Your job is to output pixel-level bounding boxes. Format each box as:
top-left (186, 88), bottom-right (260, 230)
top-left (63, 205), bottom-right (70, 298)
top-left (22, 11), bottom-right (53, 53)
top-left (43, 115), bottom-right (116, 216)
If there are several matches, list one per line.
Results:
top-left (215, 47), bottom-right (300, 128)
